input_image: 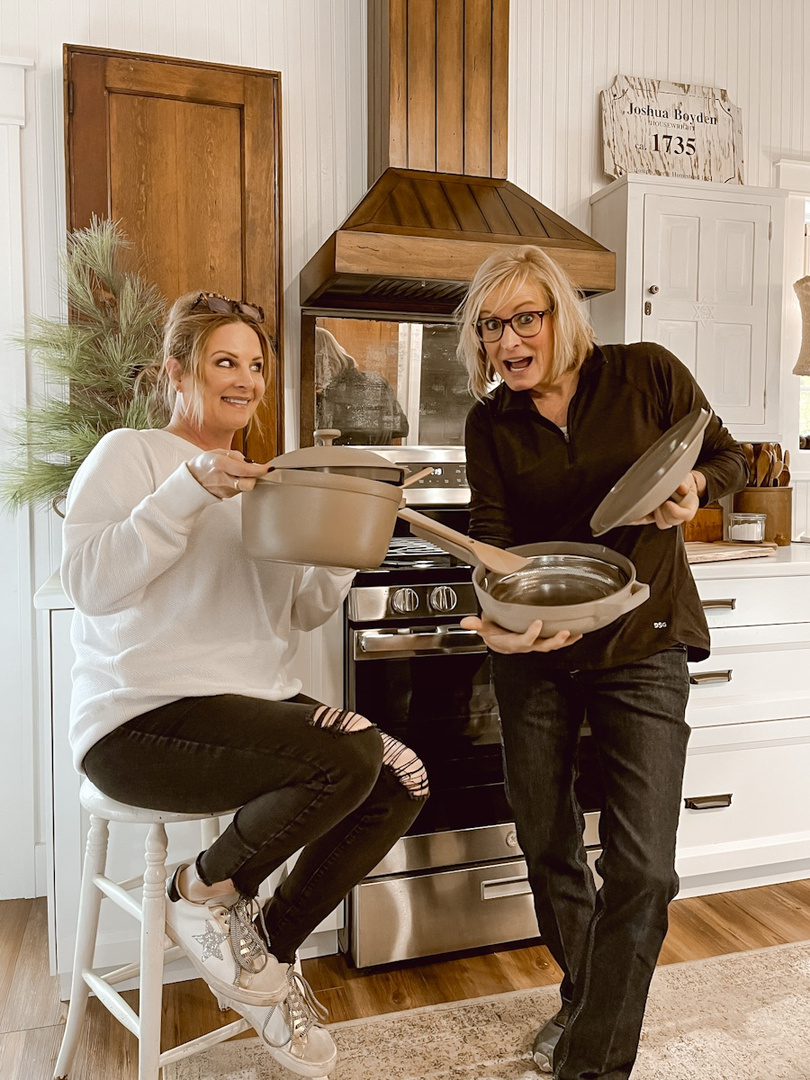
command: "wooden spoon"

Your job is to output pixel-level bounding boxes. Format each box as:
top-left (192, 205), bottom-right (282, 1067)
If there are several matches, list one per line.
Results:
top-left (747, 442), bottom-right (760, 486)
top-left (755, 450), bottom-right (772, 488)
top-left (397, 506), bottom-right (533, 575)
top-left (780, 450), bottom-right (791, 486)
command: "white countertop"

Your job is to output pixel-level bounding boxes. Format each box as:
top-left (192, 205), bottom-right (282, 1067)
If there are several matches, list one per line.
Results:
top-left (688, 542), bottom-right (810, 580)
top-left (33, 542), bottom-right (810, 611)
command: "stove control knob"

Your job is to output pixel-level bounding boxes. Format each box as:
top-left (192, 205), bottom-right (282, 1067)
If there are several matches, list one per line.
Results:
top-left (391, 587), bottom-right (420, 614)
top-left (429, 585), bottom-right (458, 613)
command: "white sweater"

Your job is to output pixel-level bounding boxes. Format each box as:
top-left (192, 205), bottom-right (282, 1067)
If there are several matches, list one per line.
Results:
top-left (61, 428), bottom-right (355, 772)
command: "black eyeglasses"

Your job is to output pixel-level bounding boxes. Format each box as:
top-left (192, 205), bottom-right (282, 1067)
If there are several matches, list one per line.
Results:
top-left (476, 309), bottom-right (552, 343)
top-left (191, 291), bottom-right (265, 323)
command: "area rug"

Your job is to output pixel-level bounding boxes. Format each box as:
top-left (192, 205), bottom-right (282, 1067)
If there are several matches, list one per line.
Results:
top-left (166, 939), bottom-right (810, 1080)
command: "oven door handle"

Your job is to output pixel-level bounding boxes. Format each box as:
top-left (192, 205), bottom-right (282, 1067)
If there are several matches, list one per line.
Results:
top-left (354, 627), bottom-right (484, 657)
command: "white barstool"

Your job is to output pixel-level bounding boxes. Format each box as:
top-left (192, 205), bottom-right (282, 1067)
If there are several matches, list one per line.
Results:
top-left (53, 779), bottom-right (250, 1080)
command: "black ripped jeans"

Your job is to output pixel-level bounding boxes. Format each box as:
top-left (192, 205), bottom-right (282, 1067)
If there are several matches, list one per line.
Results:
top-left (82, 693), bottom-right (427, 963)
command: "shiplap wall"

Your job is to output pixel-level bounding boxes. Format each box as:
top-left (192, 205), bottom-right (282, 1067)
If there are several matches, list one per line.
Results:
top-left (3, 0), bottom-right (810, 898)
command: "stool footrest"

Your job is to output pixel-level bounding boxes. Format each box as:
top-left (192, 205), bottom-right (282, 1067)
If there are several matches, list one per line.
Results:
top-left (159, 1017), bottom-right (251, 1066)
top-left (92, 874), bottom-right (144, 923)
top-left (103, 942), bottom-right (184, 988)
top-left (84, 969), bottom-right (140, 1038)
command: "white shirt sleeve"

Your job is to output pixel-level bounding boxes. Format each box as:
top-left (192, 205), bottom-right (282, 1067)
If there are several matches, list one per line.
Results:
top-left (61, 429), bottom-right (219, 616)
top-left (291, 565), bottom-right (356, 631)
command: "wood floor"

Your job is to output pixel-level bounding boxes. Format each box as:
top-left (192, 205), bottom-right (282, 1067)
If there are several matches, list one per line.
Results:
top-left (3, 879), bottom-right (810, 1080)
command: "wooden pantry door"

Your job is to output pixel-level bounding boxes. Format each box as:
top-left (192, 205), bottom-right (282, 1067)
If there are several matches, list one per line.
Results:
top-left (64, 44), bottom-right (283, 460)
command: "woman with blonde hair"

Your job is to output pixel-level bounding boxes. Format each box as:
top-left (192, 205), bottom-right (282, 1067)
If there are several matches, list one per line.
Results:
top-left (456, 247), bottom-right (746, 1079)
top-left (61, 291), bottom-right (428, 1078)
top-left (315, 325), bottom-right (409, 444)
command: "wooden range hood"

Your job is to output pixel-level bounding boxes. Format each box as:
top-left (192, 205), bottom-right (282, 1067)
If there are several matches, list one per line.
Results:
top-left (299, 0), bottom-right (615, 318)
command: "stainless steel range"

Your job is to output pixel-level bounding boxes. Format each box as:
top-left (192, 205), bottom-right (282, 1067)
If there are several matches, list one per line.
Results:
top-left (338, 448), bottom-right (602, 969)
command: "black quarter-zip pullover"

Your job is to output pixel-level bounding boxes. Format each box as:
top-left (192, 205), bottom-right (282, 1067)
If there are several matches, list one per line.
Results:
top-left (465, 342), bottom-right (748, 667)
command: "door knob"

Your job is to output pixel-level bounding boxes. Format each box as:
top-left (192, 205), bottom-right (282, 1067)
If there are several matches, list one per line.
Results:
top-left (648, 284), bottom-right (660, 295)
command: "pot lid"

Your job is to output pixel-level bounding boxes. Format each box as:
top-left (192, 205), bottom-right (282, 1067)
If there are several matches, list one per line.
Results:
top-left (269, 443), bottom-right (404, 472)
top-left (590, 407), bottom-right (711, 537)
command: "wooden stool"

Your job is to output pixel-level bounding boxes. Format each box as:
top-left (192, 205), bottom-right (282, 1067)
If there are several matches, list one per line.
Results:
top-left (53, 779), bottom-right (249, 1079)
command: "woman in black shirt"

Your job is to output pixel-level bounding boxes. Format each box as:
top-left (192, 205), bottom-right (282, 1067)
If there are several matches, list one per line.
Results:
top-left (457, 245), bottom-right (746, 1080)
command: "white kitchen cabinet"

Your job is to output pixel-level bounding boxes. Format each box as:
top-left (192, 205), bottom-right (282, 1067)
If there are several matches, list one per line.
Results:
top-left (678, 546), bottom-right (810, 897)
top-left (589, 174), bottom-right (787, 442)
top-left (34, 574), bottom-right (344, 998)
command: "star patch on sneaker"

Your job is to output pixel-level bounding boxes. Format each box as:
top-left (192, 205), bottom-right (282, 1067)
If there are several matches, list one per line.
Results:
top-left (192, 920), bottom-right (229, 961)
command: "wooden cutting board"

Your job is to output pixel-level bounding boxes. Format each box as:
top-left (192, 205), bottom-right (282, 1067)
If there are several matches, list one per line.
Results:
top-left (685, 541), bottom-right (778, 563)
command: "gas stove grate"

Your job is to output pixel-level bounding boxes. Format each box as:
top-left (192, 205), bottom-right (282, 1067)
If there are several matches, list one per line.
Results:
top-left (386, 536), bottom-right (449, 559)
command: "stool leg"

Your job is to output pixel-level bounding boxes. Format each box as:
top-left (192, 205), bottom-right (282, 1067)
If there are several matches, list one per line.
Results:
top-left (53, 814), bottom-right (110, 1079)
top-left (199, 816), bottom-right (221, 848)
top-left (137, 822), bottom-right (169, 1080)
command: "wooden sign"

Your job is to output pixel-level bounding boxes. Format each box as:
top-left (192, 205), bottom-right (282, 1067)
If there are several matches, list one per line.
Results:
top-left (601, 75), bottom-right (744, 184)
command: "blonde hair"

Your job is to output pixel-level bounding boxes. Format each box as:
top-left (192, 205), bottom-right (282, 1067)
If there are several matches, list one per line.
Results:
top-left (160, 291), bottom-right (274, 432)
top-left (315, 326), bottom-right (357, 388)
top-left (456, 246), bottom-right (596, 401)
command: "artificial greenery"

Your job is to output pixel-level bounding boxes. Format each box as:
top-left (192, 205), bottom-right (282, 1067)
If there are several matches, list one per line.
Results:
top-left (1, 218), bottom-right (170, 511)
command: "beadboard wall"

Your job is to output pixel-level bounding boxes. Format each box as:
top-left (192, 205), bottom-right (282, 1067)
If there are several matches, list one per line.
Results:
top-left (3, 0), bottom-right (810, 899)
top-left (505, 0), bottom-right (810, 536)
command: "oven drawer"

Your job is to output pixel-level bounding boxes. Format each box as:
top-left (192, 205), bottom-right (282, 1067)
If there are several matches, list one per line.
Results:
top-left (367, 814), bottom-right (601, 878)
top-left (344, 851), bottom-right (600, 968)
top-left (696, 574), bottom-right (810, 628)
top-left (676, 715), bottom-right (810, 881)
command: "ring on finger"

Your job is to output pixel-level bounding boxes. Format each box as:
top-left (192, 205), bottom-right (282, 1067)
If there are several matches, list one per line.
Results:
top-left (234, 478), bottom-right (241, 492)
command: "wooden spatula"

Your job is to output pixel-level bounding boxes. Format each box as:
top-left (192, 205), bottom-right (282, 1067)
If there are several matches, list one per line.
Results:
top-left (397, 506), bottom-right (532, 575)
top-left (755, 450), bottom-right (772, 488)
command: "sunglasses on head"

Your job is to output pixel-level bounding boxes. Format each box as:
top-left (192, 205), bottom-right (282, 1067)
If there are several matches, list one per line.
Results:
top-left (191, 291), bottom-right (265, 323)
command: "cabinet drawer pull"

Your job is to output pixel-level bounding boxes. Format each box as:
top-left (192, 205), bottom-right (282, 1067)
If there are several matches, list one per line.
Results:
top-left (481, 876), bottom-right (532, 901)
top-left (701, 598), bottom-right (737, 611)
top-left (689, 669), bottom-right (732, 685)
top-left (684, 793), bottom-right (733, 811)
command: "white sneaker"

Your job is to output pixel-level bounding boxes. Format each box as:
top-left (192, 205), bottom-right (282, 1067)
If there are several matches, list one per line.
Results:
top-left (227, 967), bottom-right (338, 1077)
top-left (164, 866), bottom-right (288, 1007)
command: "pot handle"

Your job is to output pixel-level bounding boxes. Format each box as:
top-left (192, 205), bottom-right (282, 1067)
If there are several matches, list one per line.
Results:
top-left (599, 579), bottom-right (650, 616)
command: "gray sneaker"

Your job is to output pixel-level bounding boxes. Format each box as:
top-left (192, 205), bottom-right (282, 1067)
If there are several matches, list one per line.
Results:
top-left (532, 1013), bottom-right (566, 1073)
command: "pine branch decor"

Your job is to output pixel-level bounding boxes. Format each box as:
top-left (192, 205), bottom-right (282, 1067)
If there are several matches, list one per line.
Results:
top-left (1, 218), bottom-right (170, 511)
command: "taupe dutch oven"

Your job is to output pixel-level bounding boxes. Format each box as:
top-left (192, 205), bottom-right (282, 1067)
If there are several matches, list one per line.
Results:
top-left (241, 435), bottom-right (431, 569)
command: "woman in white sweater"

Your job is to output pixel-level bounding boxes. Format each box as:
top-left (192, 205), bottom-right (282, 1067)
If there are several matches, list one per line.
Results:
top-left (61, 291), bottom-right (428, 1077)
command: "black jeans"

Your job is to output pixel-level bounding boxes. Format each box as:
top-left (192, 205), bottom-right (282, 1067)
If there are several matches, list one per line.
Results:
top-left (83, 694), bottom-right (427, 963)
top-left (492, 646), bottom-right (690, 1080)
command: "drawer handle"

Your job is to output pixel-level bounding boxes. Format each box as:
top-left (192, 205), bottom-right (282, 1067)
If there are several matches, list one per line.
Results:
top-left (689, 670), bottom-right (732, 685)
top-left (701, 598), bottom-right (737, 611)
top-left (684, 793), bottom-right (733, 811)
top-left (481, 876), bottom-right (532, 901)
